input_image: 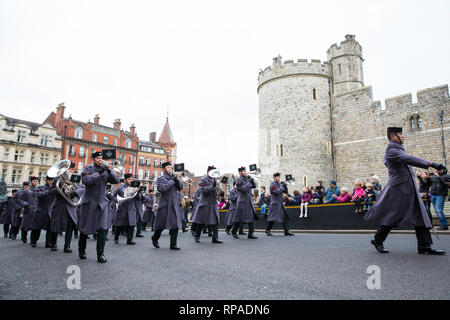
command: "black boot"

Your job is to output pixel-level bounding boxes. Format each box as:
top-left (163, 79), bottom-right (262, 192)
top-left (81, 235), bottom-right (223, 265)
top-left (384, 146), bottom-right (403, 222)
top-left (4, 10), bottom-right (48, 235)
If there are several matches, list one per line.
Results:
top-left (21, 232), bottom-right (27, 244)
top-left (79, 251), bottom-right (87, 260)
top-left (284, 231), bottom-right (294, 236)
top-left (127, 239), bottom-right (136, 245)
top-left (114, 234), bottom-right (119, 244)
top-left (265, 230), bottom-right (273, 236)
top-left (151, 235), bottom-right (160, 248)
top-left (226, 226), bottom-right (231, 235)
top-left (418, 246), bottom-right (446, 255)
top-left (51, 244), bottom-right (58, 251)
top-left (212, 238), bottom-right (223, 244)
top-left (136, 234), bottom-right (144, 238)
top-left (97, 254), bottom-right (107, 263)
top-left (194, 235), bottom-right (200, 243)
top-left (371, 240), bottom-right (389, 253)
top-left (64, 246), bottom-right (73, 253)
top-left (248, 234), bottom-right (258, 239)
top-left (170, 245), bottom-right (180, 250)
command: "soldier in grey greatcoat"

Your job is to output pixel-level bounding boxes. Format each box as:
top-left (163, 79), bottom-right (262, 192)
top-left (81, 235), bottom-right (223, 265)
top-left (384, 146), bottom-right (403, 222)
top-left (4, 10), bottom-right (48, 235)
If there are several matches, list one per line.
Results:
top-left (151, 162), bottom-right (184, 250)
top-left (364, 127), bottom-right (446, 255)
top-left (135, 186), bottom-right (146, 238)
top-left (79, 151), bottom-right (120, 263)
top-left (225, 184), bottom-right (239, 235)
top-left (48, 162), bottom-right (85, 253)
top-left (143, 190), bottom-right (155, 231)
top-left (30, 176), bottom-right (54, 248)
top-left (192, 166), bottom-right (223, 244)
top-left (231, 167), bottom-right (258, 239)
top-left (9, 189), bottom-right (28, 240)
top-left (17, 179), bottom-right (38, 243)
top-left (266, 172), bottom-right (294, 236)
top-left (113, 174), bottom-right (141, 245)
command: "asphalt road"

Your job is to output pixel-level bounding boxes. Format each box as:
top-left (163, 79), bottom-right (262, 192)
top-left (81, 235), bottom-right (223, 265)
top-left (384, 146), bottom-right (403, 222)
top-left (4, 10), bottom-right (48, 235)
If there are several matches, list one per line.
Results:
top-left (0, 230), bottom-right (449, 300)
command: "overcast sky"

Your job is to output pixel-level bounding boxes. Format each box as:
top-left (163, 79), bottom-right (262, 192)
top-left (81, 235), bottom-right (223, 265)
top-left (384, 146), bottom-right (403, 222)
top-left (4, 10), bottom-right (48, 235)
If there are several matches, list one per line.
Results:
top-left (1, 0), bottom-right (449, 175)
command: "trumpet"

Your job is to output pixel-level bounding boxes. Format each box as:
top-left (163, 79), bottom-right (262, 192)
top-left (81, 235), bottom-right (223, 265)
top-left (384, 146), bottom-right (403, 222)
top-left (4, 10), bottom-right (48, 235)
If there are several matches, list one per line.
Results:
top-left (102, 159), bottom-right (125, 176)
top-left (179, 170), bottom-right (195, 187)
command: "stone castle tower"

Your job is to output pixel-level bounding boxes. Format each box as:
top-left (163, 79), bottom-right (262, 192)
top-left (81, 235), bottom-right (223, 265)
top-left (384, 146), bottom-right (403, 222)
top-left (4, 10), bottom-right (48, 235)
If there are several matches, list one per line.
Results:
top-left (258, 35), bottom-right (449, 190)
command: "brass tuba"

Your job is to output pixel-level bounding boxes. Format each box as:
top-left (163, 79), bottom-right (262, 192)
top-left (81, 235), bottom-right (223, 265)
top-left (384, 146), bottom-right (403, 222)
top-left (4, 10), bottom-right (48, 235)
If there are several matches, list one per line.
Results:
top-left (47, 160), bottom-right (83, 207)
top-left (208, 168), bottom-right (223, 200)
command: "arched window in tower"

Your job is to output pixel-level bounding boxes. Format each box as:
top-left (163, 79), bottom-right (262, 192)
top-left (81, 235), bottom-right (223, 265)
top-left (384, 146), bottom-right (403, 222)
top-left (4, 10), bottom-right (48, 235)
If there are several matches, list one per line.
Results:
top-left (280, 144), bottom-right (284, 157)
top-left (410, 116), bottom-right (416, 131)
top-left (313, 88), bottom-right (317, 101)
top-left (74, 126), bottom-right (83, 139)
top-left (338, 64), bottom-right (342, 75)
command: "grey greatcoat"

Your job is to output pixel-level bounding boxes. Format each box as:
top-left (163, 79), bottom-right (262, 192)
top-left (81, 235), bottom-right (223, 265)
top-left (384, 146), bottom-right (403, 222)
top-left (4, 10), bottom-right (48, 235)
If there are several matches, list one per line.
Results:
top-left (79, 164), bottom-right (120, 235)
top-left (154, 173), bottom-right (184, 230)
top-left (364, 141), bottom-right (432, 229)
top-left (143, 195), bottom-right (154, 223)
top-left (113, 184), bottom-right (141, 227)
top-left (267, 181), bottom-right (289, 223)
top-left (10, 196), bottom-right (28, 228)
top-left (18, 187), bottom-right (38, 232)
top-left (192, 175), bottom-right (219, 225)
top-left (190, 188), bottom-right (201, 219)
top-left (30, 185), bottom-right (53, 230)
top-left (233, 176), bottom-right (257, 223)
top-left (48, 182), bottom-right (85, 233)
top-left (0, 198), bottom-right (11, 225)
top-left (135, 192), bottom-right (144, 222)
top-left (225, 188), bottom-right (239, 226)
top-left (106, 187), bottom-right (116, 228)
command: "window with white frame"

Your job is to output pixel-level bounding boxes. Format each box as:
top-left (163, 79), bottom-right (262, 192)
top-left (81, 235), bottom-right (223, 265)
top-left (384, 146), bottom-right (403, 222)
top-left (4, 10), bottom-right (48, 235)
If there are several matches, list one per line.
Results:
top-left (139, 157), bottom-right (145, 165)
top-left (146, 158), bottom-right (150, 166)
top-left (79, 146), bottom-right (85, 157)
top-left (129, 155), bottom-right (133, 164)
top-left (154, 159), bottom-right (159, 167)
top-left (69, 145), bottom-right (75, 156)
top-left (11, 169), bottom-right (22, 184)
top-left (1, 168), bottom-right (7, 181)
top-left (40, 135), bottom-right (50, 146)
top-left (74, 126), bottom-right (83, 139)
top-left (104, 136), bottom-right (108, 144)
top-left (138, 169), bottom-right (144, 180)
top-left (30, 152), bottom-right (36, 164)
top-left (126, 138), bottom-right (131, 149)
top-left (92, 134), bottom-right (97, 142)
top-left (145, 170), bottom-right (150, 180)
top-left (153, 171), bottom-right (157, 179)
top-left (4, 148), bottom-right (9, 161)
top-left (17, 130), bottom-right (26, 142)
top-left (113, 139), bottom-right (118, 146)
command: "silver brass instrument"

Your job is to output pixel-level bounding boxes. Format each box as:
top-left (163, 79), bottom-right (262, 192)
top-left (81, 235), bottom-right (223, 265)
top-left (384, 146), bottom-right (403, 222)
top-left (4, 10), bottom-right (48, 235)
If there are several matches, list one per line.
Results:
top-left (47, 159), bottom-right (83, 207)
top-left (208, 168), bottom-right (223, 200)
top-left (103, 159), bottom-right (125, 176)
top-left (116, 186), bottom-right (138, 205)
top-left (179, 170), bottom-right (195, 187)
top-left (152, 192), bottom-right (160, 211)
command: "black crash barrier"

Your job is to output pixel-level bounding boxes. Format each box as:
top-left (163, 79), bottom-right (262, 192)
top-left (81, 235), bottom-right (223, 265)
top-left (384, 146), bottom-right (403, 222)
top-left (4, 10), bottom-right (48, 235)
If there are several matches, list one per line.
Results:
top-left (218, 199), bottom-right (428, 231)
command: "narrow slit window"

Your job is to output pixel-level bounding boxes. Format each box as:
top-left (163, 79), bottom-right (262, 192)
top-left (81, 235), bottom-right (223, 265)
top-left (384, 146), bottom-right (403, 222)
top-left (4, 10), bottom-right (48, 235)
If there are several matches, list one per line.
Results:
top-left (313, 88), bottom-right (317, 100)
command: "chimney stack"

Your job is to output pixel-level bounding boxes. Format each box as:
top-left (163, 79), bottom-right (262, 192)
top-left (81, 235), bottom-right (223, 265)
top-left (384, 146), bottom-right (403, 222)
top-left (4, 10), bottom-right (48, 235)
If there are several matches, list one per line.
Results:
top-left (113, 119), bottom-right (121, 130)
top-left (130, 124), bottom-right (136, 136)
top-left (149, 132), bottom-right (156, 143)
top-left (94, 114), bottom-right (100, 124)
top-left (56, 103), bottom-right (65, 123)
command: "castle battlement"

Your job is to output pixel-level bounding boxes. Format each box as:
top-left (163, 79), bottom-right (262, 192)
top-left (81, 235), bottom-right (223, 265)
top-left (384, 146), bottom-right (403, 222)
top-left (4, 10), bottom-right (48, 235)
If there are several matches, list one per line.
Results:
top-left (326, 34), bottom-right (363, 62)
top-left (257, 56), bottom-right (331, 91)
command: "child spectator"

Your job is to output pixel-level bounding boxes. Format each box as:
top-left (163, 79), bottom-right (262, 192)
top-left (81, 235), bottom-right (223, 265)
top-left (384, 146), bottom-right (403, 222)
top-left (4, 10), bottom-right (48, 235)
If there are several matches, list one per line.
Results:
top-left (310, 189), bottom-right (321, 204)
top-left (352, 181), bottom-right (365, 214)
top-left (363, 183), bottom-right (376, 213)
top-left (218, 197), bottom-right (226, 210)
top-left (332, 187), bottom-right (351, 203)
top-left (300, 187), bottom-right (312, 218)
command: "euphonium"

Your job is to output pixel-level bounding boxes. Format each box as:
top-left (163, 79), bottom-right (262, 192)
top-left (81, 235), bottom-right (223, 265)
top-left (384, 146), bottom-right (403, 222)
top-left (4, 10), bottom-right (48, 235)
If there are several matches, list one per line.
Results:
top-left (47, 160), bottom-right (83, 207)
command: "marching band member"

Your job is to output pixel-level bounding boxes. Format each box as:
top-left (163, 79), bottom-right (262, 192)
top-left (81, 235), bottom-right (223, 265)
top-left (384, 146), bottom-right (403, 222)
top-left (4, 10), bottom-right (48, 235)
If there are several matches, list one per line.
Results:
top-left (151, 162), bottom-right (184, 250)
top-left (190, 188), bottom-right (201, 237)
top-left (0, 194), bottom-right (11, 238)
top-left (225, 183), bottom-right (238, 235)
top-left (48, 162), bottom-right (85, 252)
top-left (29, 176), bottom-right (54, 247)
top-left (231, 167), bottom-right (258, 239)
top-left (17, 179), bottom-right (38, 244)
top-left (143, 189), bottom-right (155, 231)
top-left (265, 172), bottom-right (294, 236)
top-left (113, 174), bottom-right (139, 245)
top-left (365, 127), bottom-right (446, 255)
top-left (192, 166), bottom-right (223, 244)
top-left (9, 189), bottom-right (28, 240)
top-left (135, 186), bottom-right (146, 238)
top-left (79, 151), bottom-right (120, 263)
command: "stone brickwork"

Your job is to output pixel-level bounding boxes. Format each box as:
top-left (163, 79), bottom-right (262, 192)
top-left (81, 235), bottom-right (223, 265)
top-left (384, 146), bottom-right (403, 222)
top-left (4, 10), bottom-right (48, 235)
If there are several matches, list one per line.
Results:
top-left (258, 35), bottom-right (449, 192)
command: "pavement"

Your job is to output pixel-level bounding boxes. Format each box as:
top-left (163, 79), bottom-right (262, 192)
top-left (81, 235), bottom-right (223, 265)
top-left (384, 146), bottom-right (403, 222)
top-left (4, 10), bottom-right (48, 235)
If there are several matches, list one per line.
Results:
top-left (0, 229), bottom-right (449, 300)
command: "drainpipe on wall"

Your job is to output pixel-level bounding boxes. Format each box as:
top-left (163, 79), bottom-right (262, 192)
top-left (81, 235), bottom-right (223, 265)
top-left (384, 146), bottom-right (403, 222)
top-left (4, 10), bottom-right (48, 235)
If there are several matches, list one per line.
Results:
top-left (438, 111), bottom-right (447, 166)
top-left (328, 75), bottom-right (337, 181)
